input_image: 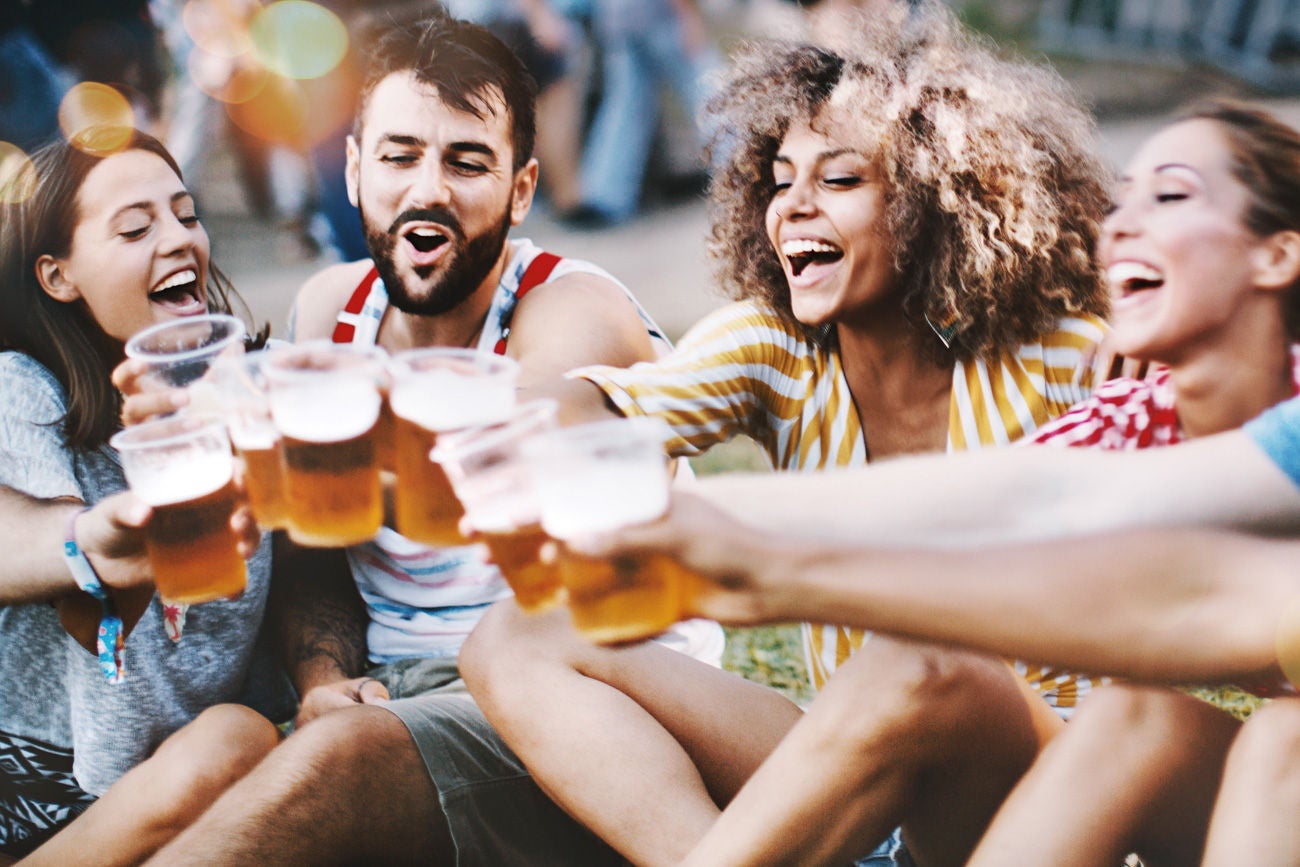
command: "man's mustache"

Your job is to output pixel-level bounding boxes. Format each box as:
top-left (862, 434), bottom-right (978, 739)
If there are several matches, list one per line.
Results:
top-left (389, 207), bottom-right (462, 238)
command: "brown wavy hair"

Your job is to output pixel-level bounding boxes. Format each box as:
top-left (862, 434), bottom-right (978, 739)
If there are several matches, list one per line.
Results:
top-left (705, 1), bottom-right (1111, 361)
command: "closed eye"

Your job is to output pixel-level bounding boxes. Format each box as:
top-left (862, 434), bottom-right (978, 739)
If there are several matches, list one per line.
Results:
top-left (380, 153), bottom-right (418, 166)
top-left (1155, 192), bottom-right (1189, 203)
top-left (120, 225), bottom-right (149, 240)
top-left (824, 176), bottom-right (861, 188)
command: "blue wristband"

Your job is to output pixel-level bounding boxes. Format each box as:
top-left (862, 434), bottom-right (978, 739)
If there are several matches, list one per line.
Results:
top-left (62, 508), bottom-right (125, 684)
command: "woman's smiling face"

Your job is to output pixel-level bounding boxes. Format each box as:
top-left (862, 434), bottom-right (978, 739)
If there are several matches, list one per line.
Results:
top-left (1100, 118), bottom-right (1271, 366)
top-left (765, 109), bottom-right (897, 328)
top-left (43, 148), bottom-right (210, 344)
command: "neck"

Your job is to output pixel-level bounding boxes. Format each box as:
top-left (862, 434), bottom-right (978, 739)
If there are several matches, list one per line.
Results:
top-left (835, 306), bottom-right (951, 394)
top-left (1166, 307), bottom-right (1294, 439)
top-left (381, 242), bottom-right (514, 352)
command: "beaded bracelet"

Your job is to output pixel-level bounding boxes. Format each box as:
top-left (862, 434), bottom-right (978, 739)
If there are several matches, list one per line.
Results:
top-left (61, 509), bottom-right (125, 684)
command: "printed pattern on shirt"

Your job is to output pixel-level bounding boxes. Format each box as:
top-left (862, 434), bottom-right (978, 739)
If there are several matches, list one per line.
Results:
top-left (574, 300), bottom-right (1110, 714)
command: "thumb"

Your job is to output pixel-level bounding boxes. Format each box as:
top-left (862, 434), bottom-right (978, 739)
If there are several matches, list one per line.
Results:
top-left (357, 678), bottom-right (390, 704)
top-left (97, 492), bottom-right (153, 532)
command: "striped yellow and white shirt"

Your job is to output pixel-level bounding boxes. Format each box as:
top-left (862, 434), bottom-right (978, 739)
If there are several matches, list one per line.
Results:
top-left (572, 300), bottom-right (1110, 715)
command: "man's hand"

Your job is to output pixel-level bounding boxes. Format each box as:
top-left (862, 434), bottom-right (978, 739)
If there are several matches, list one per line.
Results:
top-left (295, 675), bottom-right (390, 728)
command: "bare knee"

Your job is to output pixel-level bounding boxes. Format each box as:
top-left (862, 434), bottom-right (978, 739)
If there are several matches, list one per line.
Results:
top-left (803, 640), bottom-right (1007, 755)
top-left (1067, 685), bottom-right (1236, 764)
top-left (461, 600), bottom-right (585, 703)
top-left (1230, 700), bottom-right (1300, 780)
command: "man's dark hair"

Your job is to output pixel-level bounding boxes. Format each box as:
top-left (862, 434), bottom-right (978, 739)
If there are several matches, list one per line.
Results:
top-left (354, 9), bottom-right (538, 170)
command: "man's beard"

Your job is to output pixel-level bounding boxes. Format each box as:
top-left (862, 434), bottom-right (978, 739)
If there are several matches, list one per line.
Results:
top-left (362, 199), bottom-right (512, 318)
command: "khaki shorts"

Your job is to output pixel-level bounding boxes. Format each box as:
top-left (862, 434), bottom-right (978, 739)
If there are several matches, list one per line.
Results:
top-left (371, 657), bottom-right (624, 867)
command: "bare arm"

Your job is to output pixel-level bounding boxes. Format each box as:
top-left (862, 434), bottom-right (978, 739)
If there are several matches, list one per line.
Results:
top-left (573, 491), bottom-right (1298, 685)
top-left (695, 427), bottom-right (1300, 545)
top-left (267, 532), bottom-right (386, 725)
top-left (508, 273), bottom-right (655, 424)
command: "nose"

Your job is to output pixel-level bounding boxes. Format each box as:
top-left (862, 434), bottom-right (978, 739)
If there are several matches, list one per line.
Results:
top-left (773, 176), bottom-right (817, 221)
top-left (407, 160), bottom-right (452, 209)
top-left (156, 211), bottom-right (198, 257)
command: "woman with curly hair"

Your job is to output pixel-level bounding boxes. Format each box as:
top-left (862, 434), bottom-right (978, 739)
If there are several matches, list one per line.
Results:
top-left (462, 3), bottom-right (1113, 864)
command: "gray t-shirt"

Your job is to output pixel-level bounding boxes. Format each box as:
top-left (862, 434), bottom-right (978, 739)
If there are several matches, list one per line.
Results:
top-left (0, 351), bottom-right (290, 795)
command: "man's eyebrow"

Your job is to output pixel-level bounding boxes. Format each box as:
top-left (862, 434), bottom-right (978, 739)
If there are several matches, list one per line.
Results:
top-left (377, 133), bottom-right (425, 148)
top-left (448, 141), bottom-right (498, 160)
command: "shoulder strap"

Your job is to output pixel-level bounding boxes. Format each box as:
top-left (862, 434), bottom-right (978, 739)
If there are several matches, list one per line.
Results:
top-left (331, 266), bottom-right (381, 344)
top-left (493, 252), bottom-right (561, 355)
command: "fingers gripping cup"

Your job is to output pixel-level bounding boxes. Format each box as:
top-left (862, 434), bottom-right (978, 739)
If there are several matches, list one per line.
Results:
top-left (389, 349), bottom-right (519, 547)
top-left (433, 400), bottom-right (561, 612)
top-left (110, 416), bottom-right (247, 604)
top-left (265, 343), bottom-right (385, 547)
top-left (523, 417), bottom-right (682, 644)
top-left (125, 313), bottom-right (246, 413)
top-left (211, 351), bottom-right (289, 530)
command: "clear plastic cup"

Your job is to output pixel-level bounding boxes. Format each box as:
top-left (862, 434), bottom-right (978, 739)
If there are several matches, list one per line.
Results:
top-left (433, 400), bottom-right (561, 612)
top-left (388, 348), bottom-right (519, 547)
top-left (264, 342), bottom-right (386, 547)
top-left (110, 415), bottom-right (247, 604)
top-left (124, 313), bottom-right (246, 413)
top-left (522, 417), bottom-right (683, 644)
top-left (210, 350), bottom-right (289, 530)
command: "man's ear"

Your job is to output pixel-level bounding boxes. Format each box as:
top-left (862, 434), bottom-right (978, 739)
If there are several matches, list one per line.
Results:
top-left (345, 134), bottom-right (361, 208)
top-left (509, 158), bottom-right (539, 227)
top-left (35, 254), bottom-right (80, 303)
top-left (1252, 230), bottom-right (1300, 292)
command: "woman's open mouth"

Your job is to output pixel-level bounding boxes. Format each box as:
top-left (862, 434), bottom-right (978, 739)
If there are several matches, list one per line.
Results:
top-left (149, 269), bottom-right (205, 314)
top-left (783, 239), bottom-right (844, 280)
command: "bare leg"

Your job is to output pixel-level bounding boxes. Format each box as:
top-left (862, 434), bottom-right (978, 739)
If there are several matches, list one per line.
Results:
top-left (679, 637), bottom-right (1063, 867)
top-left (460, 601), bottom-right (804, 867)
top-left (535, 79), bottom-right (584, 212)
top-left (141, 705), bottom-right (454, 865)
top-left (24, 705), bottom-right (278, 867)
top-left (971, 685), bottom-right (1239, 867)
top-left (1204, 697), bottom-right (1300, 865)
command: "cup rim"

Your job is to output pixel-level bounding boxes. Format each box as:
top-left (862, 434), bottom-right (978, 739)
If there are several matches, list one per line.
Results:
top-left (109, 413), bottom-right (229, 452)
top-left (520, 415), bottom-right (670, 459)
top-left (431, 398), bottom-right (559, 467)
top-left (390, 346), bottom-right (520, 379)
top-left (124, 313), bottom-right (246, 364)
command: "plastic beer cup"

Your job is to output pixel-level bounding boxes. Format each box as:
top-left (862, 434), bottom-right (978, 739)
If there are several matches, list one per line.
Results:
top-left (433, 400), bottom-right (561, 612)
top-left (388, 348), bottom-right (518, 547)
top-left (124, 313), bottom-right (246, 413)
top-left (211, 350), bottom-right (289, 530)
top-left (110, 415), bottom-right (247, 604)
top-left (522, 417), bottom-right (682, 644)
top-left (265, 342), bottom-right (385, 547)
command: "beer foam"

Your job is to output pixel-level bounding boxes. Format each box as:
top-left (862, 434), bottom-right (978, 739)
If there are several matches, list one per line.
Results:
top-left (536, 460), bottom-right (668, 538)
top-left (230, 424), bottom-right (279, 451)
top-left (390, 371), bottom-right (514, 432)
top-left (270, 379), bottom-right (380, 442)
top-left (130, 450), bottom-right (233, 506)
top-left (464, 488), bottom-right (538, 533)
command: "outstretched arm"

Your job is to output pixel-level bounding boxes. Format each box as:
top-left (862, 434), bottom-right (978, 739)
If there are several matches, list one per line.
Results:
top-left (572, 490), bottom-right (1300, 685)
top-left (696, 426), bottom-right (1300, 545)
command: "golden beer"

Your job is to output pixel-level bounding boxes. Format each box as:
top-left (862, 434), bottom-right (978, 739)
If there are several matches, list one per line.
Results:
top-left (392, 412), bottom-right (466, 547)
top-left (145, 475), bottom-right (248, 603)
top-left (266, 350), bottom-right (385, 547)
top-left (480, 522), bottom-right (563, 612)
top-left (233, 433), bottom-right (289, 531)
top-left (279, 425), bottom-right (383, 547)
top-left (388, 349), bottom-right (518, 547)
top-left (525, 417), bottom-right (679, 644)
top-left (554, 549), bottom-right (681, 644)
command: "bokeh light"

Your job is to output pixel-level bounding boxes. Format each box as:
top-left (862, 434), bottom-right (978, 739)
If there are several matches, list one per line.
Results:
top-left (250, 1), bottom-right (348, 81)
top-left (225, 68), bottom-right (354, 148)
top-left (58, 83), bottom-right (134, 154)
top-left (188, 45), bottom-right (269, 104)
top-left (182, 0), bottom-right (254, 59)
top-left (0, 143), bottom-right (36, 205)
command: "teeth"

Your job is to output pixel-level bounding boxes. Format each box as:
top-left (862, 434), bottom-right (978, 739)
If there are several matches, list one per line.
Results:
top-left (153, 269), bottom-right (197, 293)
top-left (1107, 262), bottom-right (1162, 286)
top-left (782, 239), bottom-right (840, 257)
top-left (409, 228), bottom-right (445, 239)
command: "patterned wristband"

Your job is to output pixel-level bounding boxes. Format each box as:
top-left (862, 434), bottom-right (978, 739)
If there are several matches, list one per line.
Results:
top-left (62, 508), bottom-right (126, 684)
